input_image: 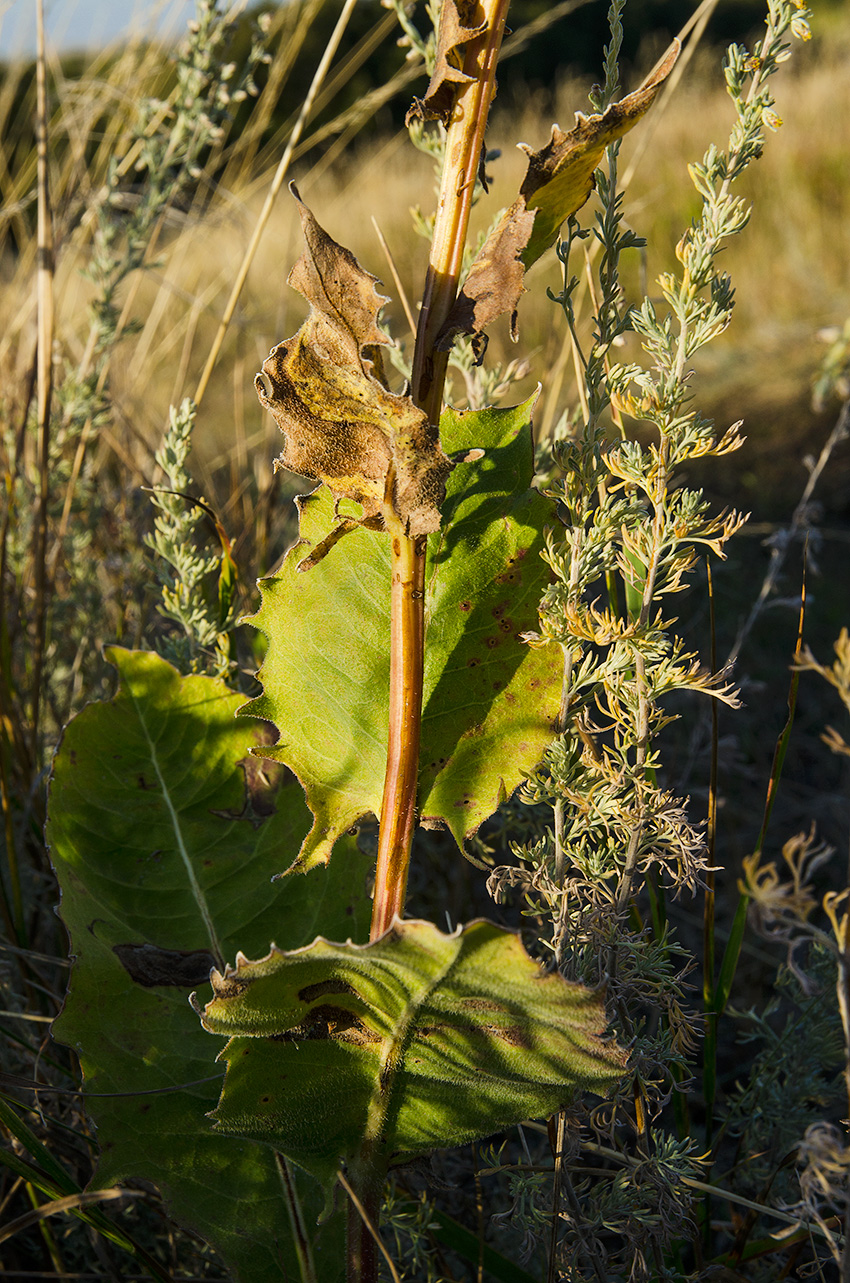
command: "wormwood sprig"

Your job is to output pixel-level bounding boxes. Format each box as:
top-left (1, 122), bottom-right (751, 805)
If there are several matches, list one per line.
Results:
top-left (379, 1187), bottom-right (443, 1283)
top-left (501, 0), bottom-right (812, 965)
top-left (75, 0), bottom-right (267, 456)
top-left (3, 0), bottom-right (268, 752)
top-left (488, 0), bottom-right (813, 1271)
top-left (145, 398), bottom-right (239, 679)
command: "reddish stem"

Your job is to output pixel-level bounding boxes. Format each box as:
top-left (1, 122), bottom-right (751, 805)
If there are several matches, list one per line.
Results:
top-left (369, 0), bottom-right (511, 943)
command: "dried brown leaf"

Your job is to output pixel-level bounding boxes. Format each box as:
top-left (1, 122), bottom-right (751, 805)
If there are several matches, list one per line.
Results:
top-left (256, 187), bottom-right (452, 550)
top-left (439, 41), bottom-right (680, 351)
top-left (406, 0), bottom-right (488, 127)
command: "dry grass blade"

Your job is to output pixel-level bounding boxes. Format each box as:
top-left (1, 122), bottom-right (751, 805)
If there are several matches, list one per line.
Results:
top-left (193, 0), bottom-right (360, 409)
top-left (29, 0), bottom-right (55, 775)
top-left (371, 215), bottom-right (416, 336)
top-left (622, 0), bottom-right (722, 188)
top-left (0, 1188), bottom-right (144, 1246)
top-left (223, 0), bottom-right (325, 186)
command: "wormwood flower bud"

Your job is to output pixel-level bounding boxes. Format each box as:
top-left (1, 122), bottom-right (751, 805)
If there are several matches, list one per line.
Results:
top-left (791, 16), bottom-right (811, 39)
top-left (761, 107), bottom-right (783, 130)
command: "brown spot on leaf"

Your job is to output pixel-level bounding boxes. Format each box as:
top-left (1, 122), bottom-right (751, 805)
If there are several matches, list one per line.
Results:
top-left (210, 751), bottom-right (283, 828)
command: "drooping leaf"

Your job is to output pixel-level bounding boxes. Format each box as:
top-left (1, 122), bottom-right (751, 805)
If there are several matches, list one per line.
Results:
top-left (255, 187), bottom-right (452, 551)
top-left (49, 649), bottom-right (373, 1283)
top-left (200, 919), bottom-right (626, 1195)
top-left (243, 395), bottom-right (562, 871)
top-left (406, 0), bottom-right (488, 127)
top-left (439, 42), bottom-right (680, 348)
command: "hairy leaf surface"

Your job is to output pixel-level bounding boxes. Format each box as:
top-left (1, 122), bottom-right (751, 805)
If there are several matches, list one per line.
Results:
top-left (49, 649), bottom-right (372, 1282)
top-left (244, 396), bottom-right (562, 870)
top-left (201, 919), bottom-right (626, 1194)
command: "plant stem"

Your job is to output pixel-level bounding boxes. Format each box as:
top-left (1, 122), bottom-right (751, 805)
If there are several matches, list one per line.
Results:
top-left (370, 0), bottom-right (511, 942)
top-left (371, 527), bottom-right (425, 936)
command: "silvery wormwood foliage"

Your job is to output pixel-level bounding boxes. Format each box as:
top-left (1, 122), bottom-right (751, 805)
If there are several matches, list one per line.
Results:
top-left (492, 0), bottom-right (813, 977)
top-left (486, 1), bottom-right (813, 1275)
top-left (7, 0), bottom-right (270, 729)
top-left (145, 398), bottom-right (239, 679)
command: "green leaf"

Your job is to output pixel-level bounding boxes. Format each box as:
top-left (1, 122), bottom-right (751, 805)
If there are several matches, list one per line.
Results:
top-left (245, 395), bottom-right (562, 870)
top-left (200, 918), bottom-right (625, 1197)
top-left (48, 649), bottom-right (373, 1283)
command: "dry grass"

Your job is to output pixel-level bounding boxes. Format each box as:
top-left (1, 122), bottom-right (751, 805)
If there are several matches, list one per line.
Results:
top-left (3, 6), bottom-right (847, 529)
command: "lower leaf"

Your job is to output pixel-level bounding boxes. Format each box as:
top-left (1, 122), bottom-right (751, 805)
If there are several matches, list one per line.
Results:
top-left (200, 918), bottom-right (626, 1196)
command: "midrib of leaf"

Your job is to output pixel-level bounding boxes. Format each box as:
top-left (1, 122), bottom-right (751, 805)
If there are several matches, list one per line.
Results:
top-left (361, 936), bottom-right (460, 1155)
top-left (128, 686), bottom-right (225, 966)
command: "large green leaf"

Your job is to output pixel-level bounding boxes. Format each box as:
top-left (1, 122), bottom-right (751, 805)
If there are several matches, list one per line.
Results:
top-left (245, 396), bottom-right (562, 870)
top-left (49, 649), bottom-right (373, 1283)
top-left (201, 919), bottom-right (626, 1195)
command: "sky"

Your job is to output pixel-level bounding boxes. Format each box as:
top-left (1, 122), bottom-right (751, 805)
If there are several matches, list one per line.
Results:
top-left (1, 0), bottom-right (199, 57)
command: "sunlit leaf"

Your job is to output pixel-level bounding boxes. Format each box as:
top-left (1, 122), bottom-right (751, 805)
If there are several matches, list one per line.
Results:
top-left (440, 43), bottom-right (680, 347)
top-left (244, 396), bottom-right (562, 871)
top-left (200, 918), bottom-right (626, 1196)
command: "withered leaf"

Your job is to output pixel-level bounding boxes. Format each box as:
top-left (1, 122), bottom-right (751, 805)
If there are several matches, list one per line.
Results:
top-left (406, 0), bottom-right (488, 127)
top-left (438, 41), bottom-right (680, 351)
top-left (255, 186), bottom-right (452, 553)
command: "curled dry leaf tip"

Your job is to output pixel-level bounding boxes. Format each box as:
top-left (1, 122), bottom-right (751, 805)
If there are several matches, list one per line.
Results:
top-left (255, 187), bottom-right (452, 565)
